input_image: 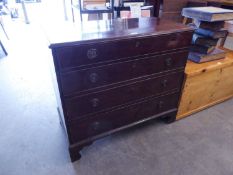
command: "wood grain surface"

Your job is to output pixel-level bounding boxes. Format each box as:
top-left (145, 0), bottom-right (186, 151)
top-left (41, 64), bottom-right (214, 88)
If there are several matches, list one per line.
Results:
top-left (177, 51), bottom-right (233, 120)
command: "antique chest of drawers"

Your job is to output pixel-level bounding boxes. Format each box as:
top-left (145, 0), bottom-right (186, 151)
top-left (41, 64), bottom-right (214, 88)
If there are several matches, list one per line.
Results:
top-left (48, 18), bottom-right (193, 162)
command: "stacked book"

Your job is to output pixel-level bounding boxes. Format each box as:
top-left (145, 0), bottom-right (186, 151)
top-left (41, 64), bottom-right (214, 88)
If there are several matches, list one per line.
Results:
top-left (182, 7), bottom-right (233, 63)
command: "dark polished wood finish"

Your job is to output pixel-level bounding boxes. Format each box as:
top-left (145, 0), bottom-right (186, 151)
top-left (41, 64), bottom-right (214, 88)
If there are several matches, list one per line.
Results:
top-left (48, 17), bottom-right (193, 162)
top-left (64, 71), bottom-right (184, 119)
top-left (69, 91), bottom-right (180, 143)
top-left (55, 31), bottom-right (192, 71)
top-left (60, 50), bottom-right (189, 96)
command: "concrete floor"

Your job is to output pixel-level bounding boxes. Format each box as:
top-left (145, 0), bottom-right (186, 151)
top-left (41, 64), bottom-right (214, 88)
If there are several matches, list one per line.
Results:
top-left (1, 13), bottom-right (233, 175)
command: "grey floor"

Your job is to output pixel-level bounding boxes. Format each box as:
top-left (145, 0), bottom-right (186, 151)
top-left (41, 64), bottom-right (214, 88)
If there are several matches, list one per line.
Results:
top-left (1, 18), bottom-right (233, 175)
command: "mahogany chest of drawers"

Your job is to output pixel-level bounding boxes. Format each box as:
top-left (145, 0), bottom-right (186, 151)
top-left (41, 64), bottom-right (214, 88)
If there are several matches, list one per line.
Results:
top-left (48, 18), bottom-right (193, 162)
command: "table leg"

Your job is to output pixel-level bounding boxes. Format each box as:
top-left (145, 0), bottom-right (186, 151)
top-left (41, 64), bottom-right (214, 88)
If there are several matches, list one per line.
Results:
top-left (0, 16), bottom-right (9, 39)
top-left (0, 40), bottom-right (7, 56)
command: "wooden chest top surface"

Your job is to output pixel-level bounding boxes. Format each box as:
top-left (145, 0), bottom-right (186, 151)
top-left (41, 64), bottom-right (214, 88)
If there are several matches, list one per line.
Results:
top-left (185, 50), bottom-right (233, 77)
top-left (47, 17), bottom-right (193, 48)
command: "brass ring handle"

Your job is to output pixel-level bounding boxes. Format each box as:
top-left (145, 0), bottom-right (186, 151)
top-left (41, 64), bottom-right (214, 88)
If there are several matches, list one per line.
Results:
top-left (91, 98), bottom-right (100, 108)
top-left (158, 101), bottom-right (164, 109)
top-left (132, 62), bottom-right (137, 69)
top-left (87, 48), bottom-right (98, 59)
top-left (92, 121), bottom-right (101, 131)
top-left (165, 58), bottom-right (172, 67)
top-left (135, 41), bottom-right (140, 48)
top-left (89, 73), bottom-right (98, 83)
top-left (161, 79), bottom-right (168, 87)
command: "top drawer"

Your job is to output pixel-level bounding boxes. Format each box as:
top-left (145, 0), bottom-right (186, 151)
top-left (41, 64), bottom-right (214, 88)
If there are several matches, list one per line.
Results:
top-left (59, 50), bottom-right (188, 96)
top-left (54, 31), bottom-right (193, 71)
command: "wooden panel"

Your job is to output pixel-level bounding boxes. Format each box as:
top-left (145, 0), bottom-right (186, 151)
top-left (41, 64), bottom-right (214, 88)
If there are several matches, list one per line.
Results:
top-left (161, 12), bottom-right (184, 23)
top-left (161, 0), bottom-right (187, 23)
top-left (60, 50), bottom-right (188, 96)
top-left (55, 31), bottom-right (193, 71)
top-left (69, 92), bottom-right (180, 143)
top-left (163, 0), bottom-right (188, 12)
top-left (64, 71), bottom-right (184, 120)
top-left (177, 51), bottom-right (233, 120)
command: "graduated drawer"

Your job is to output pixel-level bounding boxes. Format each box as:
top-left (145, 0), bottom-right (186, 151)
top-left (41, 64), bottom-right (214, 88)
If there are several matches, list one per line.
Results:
top-left (68, 92), bottom-right (180, 143)
top-left (55, 31), bottom-right (193, 71)
top-left (64, 71), bottom-right (183, 120)
top-left (60, 50), bottom-right (188, 96)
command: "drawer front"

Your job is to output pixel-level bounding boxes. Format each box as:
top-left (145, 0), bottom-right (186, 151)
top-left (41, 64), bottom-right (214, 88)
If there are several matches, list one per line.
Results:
top-left (68, 92), bottom-right (180, 143)
top-left (64, 71), bottom-right (183, 120)
top-left (60, 50), bottom-right (188, 96)
top-left (55, 31), bottom-right (193, 70)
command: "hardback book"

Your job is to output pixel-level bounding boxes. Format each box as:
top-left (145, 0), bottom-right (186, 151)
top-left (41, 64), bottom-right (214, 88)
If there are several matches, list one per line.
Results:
top-left (190, 44), bottom-right (215, 54)
top-left (195, 28), bottom-right (228, 39)
top-left (182, 7), bottom-right (233, 22)
top-left (188, 48), bottom-right (226, 63)
top-left (193, 20), bottom-right (225, 31)
top-left (192, 33), bottom-right (218, 47)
